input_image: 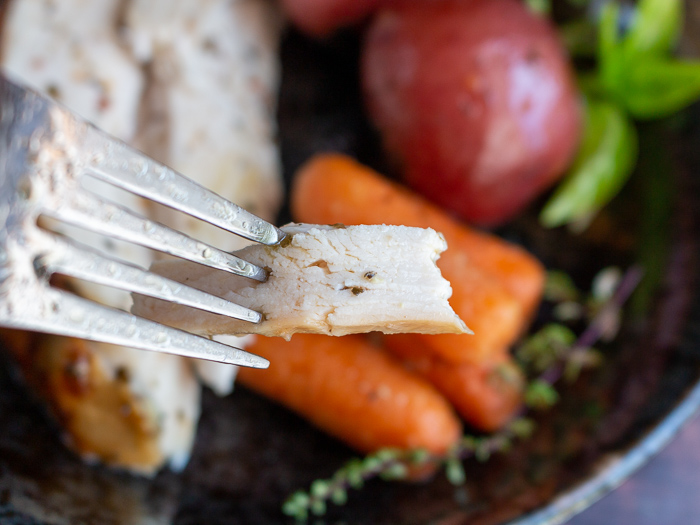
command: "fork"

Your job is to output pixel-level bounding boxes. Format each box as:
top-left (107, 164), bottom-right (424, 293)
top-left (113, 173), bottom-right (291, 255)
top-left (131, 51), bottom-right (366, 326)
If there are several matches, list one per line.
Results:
top-left (0, 73), bottom-right (286, 368)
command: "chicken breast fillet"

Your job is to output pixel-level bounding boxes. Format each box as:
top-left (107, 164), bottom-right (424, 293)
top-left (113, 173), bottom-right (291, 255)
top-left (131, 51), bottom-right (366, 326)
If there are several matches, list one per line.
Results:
top-left (0, 0), bottom-right (283, 474)
top-left (133, 224), bottom-right (470, 339)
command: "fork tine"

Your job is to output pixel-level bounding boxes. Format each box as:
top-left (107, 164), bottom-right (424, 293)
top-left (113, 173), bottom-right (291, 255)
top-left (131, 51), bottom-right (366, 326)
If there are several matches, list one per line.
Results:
top-left (80, 125), bottom-right (286, 246)
top-left (5, 285), bottom-right (269, 367)
top-left (35, 232), bottom-right (262, 323)
top-left (41, 187), bottom-right (269, 282)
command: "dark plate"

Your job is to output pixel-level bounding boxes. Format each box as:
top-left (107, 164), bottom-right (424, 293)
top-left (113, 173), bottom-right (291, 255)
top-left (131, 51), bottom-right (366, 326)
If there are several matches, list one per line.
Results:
top-left (2, 14), bottom-right (700, 525)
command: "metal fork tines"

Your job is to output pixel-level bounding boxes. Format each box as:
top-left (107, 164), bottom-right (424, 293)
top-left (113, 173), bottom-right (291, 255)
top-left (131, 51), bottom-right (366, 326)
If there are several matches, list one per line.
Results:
top-left (0, 73), bottom-right (285, 368)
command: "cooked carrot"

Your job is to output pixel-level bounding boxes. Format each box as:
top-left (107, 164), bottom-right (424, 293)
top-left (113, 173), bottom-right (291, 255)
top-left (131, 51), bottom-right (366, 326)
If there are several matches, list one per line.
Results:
top-left (237, 334), bottom-right (462, 455)
top-left (291, 153), bottom-right (545, 314)
top-left (291, 154), bottom-right (545, 363)
top-left (383, 334), bottom-right (524, 432)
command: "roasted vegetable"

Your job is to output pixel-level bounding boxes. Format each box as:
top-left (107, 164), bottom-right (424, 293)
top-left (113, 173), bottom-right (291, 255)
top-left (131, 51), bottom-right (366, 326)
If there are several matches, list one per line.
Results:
top-left (292, 154), bottom-right (546, 363)
top-left (362, 0), bottom-right (581, 226)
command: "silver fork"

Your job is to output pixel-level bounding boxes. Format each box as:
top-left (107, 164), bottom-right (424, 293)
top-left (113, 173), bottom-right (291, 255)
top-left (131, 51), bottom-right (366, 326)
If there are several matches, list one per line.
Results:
top-left (0, 73), bottom-right (286, 368)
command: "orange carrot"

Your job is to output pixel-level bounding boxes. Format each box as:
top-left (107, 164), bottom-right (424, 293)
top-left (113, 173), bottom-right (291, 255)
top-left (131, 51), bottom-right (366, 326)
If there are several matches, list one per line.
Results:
top-left (383, 334), bottom-right (524, 432)
top-left (291, 154), bottom-right (545, 314)
top-left (237, 334), bottom-right (462, 455)
top-left (291, 154), bottom-right (545, 364)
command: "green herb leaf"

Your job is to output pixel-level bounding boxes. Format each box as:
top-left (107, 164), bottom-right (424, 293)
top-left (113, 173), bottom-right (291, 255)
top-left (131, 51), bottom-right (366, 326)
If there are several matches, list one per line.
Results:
top-left (282, 491), bottom-right (310, 520)
top-left (310, 499), bottom-right (327, 516)
top-left (540, 98), bottom-right (638, 228)
top-left (622, 58), bottom-right (700, 119)
top-left (596, 0), bottom-right (695, 120)
top-left (310, 480), bottom-right (331, 499)
top-left (408, 448), bottom-right (430, 465)
top-left (374, 448), bottom-right (400, 463)
top-left (344, 459), bottom-right (365, 489)
top-left (509, 418), bottom-right (537, 439)
top-left (622, 0), bottom-right (682, 57)
top-left (591, 267), bottom-right (622, 303)
top-left (445, 458), bottom-right (467, 485)
top-left (379, 462), bottom-right (409, 481)
top-left (564, 348), bottom-right (603, 381)
top-left (544, 270), bottom-right (580, 303)
top-left (517, 324), bottom-right (577, 372)
top-left (474, 440), bottom-right (492, 462)
top-left (525, 379), bottom-right (560, 409)
top-left (331, 488), bottom-right (348, 506)
top-left (598, 2), bottom-right (626, 96)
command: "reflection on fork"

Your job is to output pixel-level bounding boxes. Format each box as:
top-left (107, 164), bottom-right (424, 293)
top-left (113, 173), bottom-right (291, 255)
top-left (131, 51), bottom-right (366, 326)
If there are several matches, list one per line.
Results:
top-left (0, 73), bottom-right (286, 368)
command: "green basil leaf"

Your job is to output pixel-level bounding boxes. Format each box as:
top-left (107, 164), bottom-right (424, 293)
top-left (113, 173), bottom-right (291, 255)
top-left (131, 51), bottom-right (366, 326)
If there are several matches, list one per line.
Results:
top-left (598, 2), bottom-right (626, 95)
top-left (540, 99), bottom-right (638, 228)
top-left (621, 58), bottom-right (700, 119)
top-left (596, 0), bottom-right (696, 120)
top-left (622, 0), bottom-right (682, 57)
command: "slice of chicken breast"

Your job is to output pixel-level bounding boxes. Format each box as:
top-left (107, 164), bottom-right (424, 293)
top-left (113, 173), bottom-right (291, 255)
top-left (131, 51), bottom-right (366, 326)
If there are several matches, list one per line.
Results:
top-left (134, 224), bottom-right (470, 339)
top-left (0, 0), bottom-right (284, 474)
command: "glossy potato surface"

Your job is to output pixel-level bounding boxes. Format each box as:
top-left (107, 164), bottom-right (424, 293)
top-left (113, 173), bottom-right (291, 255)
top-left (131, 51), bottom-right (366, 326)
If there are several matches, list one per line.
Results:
top-left (362, 0), bottom-right (581, 226)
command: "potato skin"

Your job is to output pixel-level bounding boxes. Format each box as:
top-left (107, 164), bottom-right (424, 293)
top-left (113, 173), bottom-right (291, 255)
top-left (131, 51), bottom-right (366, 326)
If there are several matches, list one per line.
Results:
top-left (362, 0), bottom-right (581, 226)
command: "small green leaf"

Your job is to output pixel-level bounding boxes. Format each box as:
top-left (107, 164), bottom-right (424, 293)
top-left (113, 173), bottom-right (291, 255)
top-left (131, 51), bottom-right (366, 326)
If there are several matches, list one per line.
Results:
top-left (553, 301), bottom-right (585, 322)
top-left (282, 491), bottom-right (310, 520)
top-left (374, 448), bottom-right (400, 463)
top-left (622, 59), bottom-right (700, 119)
top-left (564, 348), bottom-right (603, 381)
top-left (310, 498), bottom-right (327, 516)
top-left (460, 435), bottom-right (478, 451)
top-left (516, 324), bottom-right (576, 372)
top-left (544, 270), bottom-right (580, 303)
top-left (380, 462), bottom-right (409, 481)
top-left (281, 500), bottom-right (298, 518)
top-left (344, 459), bottom-right (365, 489)
top-left (331, 488), bottom-right (348, 506)
top-left (591, 267), bottom-right (622, 302)
top-left (409, 448), bottom-right (430, 465)
top-left (598, 2), bottom-right (626, 96)
top-left (525, 380), bottom-right (560, 409)
top-left (445, 458), bottom-right (466, 485)
top-left (474, 441), bottom-right (492, 463)
top-left (509, 418), bottom-right (537, 439)
top-left (362, 455), bottom-right (383, 472)
top-left (540, 99), bottom-right (638, 228)
top-left (310, 480), bottom-right (331, 499)
top-left (594, 0), bottom-right (698, 121)
top-left (622, 0), bottom-right (682, 57)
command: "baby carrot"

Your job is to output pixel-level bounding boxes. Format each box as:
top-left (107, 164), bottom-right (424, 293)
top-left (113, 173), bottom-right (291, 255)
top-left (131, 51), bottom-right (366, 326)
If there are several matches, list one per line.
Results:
top-left (291, 154), bottom-right (545, 363)
top-left (237, 334), bottom-right (462, 455)
top-left (291, 154), bottom-right (545, 315)
top-left (383, 334), bottom-right (524, 432)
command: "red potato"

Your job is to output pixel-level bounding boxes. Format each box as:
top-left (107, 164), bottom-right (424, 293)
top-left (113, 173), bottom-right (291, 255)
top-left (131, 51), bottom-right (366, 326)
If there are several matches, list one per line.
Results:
top-left (280, 0), bottom-right (379, 37)
top-left (362, 0), bottom-right (581, 226)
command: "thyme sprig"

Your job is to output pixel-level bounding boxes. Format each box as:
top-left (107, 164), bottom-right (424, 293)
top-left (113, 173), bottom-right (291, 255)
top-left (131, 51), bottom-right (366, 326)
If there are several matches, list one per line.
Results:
top-left (282, 266), bottom-right (642, 521)
top-left (282, 417), bottom-right (537, 521)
